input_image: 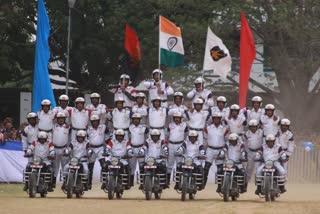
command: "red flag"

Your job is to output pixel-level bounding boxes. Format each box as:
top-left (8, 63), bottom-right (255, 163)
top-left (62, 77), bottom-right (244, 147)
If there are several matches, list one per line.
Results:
top-left (239, 12), bottom-right (256, 108)
top-left (125, 24), bottom-right (141, 64)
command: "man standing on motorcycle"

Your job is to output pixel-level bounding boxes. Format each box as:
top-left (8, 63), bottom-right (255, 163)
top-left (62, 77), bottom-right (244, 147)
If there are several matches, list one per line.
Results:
top-left (260, 104), bottom-right (280, 136)
top-left (224, 104), bottom-right (247, 138)
top-left (276, 118), bottom-right (295, 174)
top-left (109, 97), bottom-right (131, 139)
top-left (147, 96), bottom-right (168, 140)
top-left (210, 96), bottom-right (229, 122)
top-left (186, 77), bottom-right (214, 110)
top-left (167, 111), bottom-right (188, 188)
top-left (243, 119), bottom-right (263, 183)
top-left (132, 92), bottom-right (148, 125)
top-left (37, 99), bottom-right (55, 141)
top-left (168, 92), bottom-right (188, 119)
top-left (255, 134), bottom-right (287, 194)
top-left (87, 114), bottom-right (107, 189)
top-left (128, 113), bottom-right (149, 187)
top-left (241, 96), bottom-right (264, 122)
top-left (174, 130), bottom-right (205, 190)
top-left (86, 93), bottom-right (108, 125)
top-left (24, 131), bottom-right (55, 192)
top-left (52, 112), bottom-right (70, 188)
top-left (53, 95), bottom-right (72, 124)
top-left (224, 133), bottom-right (247, 193)
top-left (203, 112), bottom-right (229, 190)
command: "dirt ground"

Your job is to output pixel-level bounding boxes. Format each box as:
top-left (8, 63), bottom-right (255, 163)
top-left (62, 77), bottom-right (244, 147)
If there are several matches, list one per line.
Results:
top-left (0, 183), bottom-right (319, 214)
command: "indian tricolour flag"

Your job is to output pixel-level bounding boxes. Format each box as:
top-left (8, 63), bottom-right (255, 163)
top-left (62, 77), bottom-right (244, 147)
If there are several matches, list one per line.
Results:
top-left (159, 16), bottom-right (184, 67)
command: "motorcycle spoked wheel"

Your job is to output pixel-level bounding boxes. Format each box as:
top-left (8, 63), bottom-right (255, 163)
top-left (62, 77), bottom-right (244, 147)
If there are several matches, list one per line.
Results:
top-left (29, 171), bottom-right (37, 198)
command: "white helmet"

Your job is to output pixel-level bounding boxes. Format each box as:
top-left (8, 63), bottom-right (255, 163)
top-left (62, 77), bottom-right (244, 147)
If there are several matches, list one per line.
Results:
top-left (41, 99), bottom-right (51, 106)
top-left (265, 104), bottom-right (275, 110)
top-left (188, 130), bottom-right (198, 137)
top-left (115, 129), bottom-right (125, 136)
top-left (216, 96), bottom-right (227, 103)
top-left (252, 96), bottom-right (262, 103)
top-left (152, 96), bottom-right (162, 102)
top-left (280, 118), bottom-right (291, 126)
top-left (173, 111), bottom-right (183, 117)
top-left (174, 91), bottom-right (184, 97)
top-left (152, 69), bottom-right (163, 80)
top-left (115, 97), bottom-right (125, 102)
top-left (120, 74), bottom-right (130, 80)
top-left (194, 77), bottom-right (205, 84)
top-left (38, 131), bottom-right (48, 139)
top-left (59, 94), bottom-right (69, 101)
top-left (27, 112), bottom-right (37, 119)
top-left (230, 104), bottom-right (240, 110)
top-left (90, 114), bottom-right (100, 121)
top-left (265, 134), bottom-right (276, 141)
top-left (75, 97), bottom-right (85, 103)
top-left (248, 119), bottom-right (259, 126)
top-left (211, 112), bottom-right (222, 118)
top-left (56, 112), bottom-right (66, 118)
top-left (90, 93), bottom-right (101, 99)
top-left (150, 129), bottom-right (161, 136)
top-left (136, 92), bottom-right (146, 98)
top-left (228, 133), bottom-right (239, 141)
top-left (193, 98), bottom-right (204, 105)
top-left (76, 130), bottom-right (87, 137)
top-left (132, 113), bottom-right (142, 119)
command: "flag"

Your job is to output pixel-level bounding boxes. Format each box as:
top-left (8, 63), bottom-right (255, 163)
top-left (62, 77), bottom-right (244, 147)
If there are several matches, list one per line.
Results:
top-left (32, 0), bottom-right (56, 112)
top-left (125, 24), bottom-right (141, 65)
top-left (203, 27), bottom-right (232, 78)
top-left (239, 12), bottom-right (256, 108)
top-left (159, 16), bottom-right (184, 67)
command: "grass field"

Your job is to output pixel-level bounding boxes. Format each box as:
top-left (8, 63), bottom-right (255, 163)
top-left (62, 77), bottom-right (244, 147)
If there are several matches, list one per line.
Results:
top-left (0, 183), bottom-right (320, 214)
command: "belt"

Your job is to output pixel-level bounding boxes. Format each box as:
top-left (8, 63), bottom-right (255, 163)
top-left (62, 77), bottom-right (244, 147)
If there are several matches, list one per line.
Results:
top-left (162, 99), bottom-right (168, 102)
top-left (54, 144), bottom-right (67, 149)
top-left (189, 128), bottom-right (203, 131)
top-left (39, 128), bottom-right (52, 132)
top-left (89, 144), bottom-right (104, 148)
top-left (72, 127), bottom-right (86, 131)
top-left (249, 148), bottom-right (259, 152)
top-left (150, 126), bottom-right (165, 130)
top-left (208, 146), bottom-right (223, 150)
top-left (169, 140), bottom-right (184, 145)
top-left (131, 144), bottom-right (144, 148)
top-left (237, 133), bottom-right (243, 136)
top-left (283, 148), bottom-right (288, 151)
top-left (114, 127), bottom-right (129, 131)
top-left (80, 160), bottom-right (88, 163)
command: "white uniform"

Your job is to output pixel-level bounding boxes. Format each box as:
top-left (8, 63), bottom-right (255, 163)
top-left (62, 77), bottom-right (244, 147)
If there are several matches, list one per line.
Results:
top-left (276, 130), bottom-right (294, 172)
top-left (205, 124), bottom-right (229, 165)
top-left (52, 106), bottom-right (72, 124)
top-left (63, 140), bottom-right (89, 176)
top-left (148, 107), bottom-right (168, 140)
top-left (224, 115), bottom-right (247, 135)
top-left (168, 104), bottom-right (188, 120)
top-left (28, 140), bottom-right (54, 166)
top-left (186, 89), bottom-right (214, 110)
top-left (22, 124), bottom-right (38, 151)
top-left (186, 110), bottom-right (210, 144)
top-left (177, 139), bottom-right (204, 166)
top-left (225, 141), bottom-right (246, 169)
top-left (144, 138), bottom-right (168, 160)
top-left (109, 86), bottom-right (137, 108)
top-left (167, 122), bottom-right (188, 173)
top-left (129, 124), bottom-right (148, 175)
top-left (242, 108), bottom-right (264, 122)
top-left (86, 103), bottom-right (108, 125)
top-left (110, 108), bottom-right (131, 138)
top-left (256, 143), bottom-right (286, 178)
top-left (69, 108), bottom-right (90, 141)
top-left (37, 110), bottom-right (55, 141)
top-left (243, 129), bottom-right (264, 181)
top-left (210, 106), bottom-right (230, 123)
top-left (87, 124), bottom-right (106, 162)
top-left (132, 104), bottom-right (148, 125)
top-left (52, 123), bottom-right (70, 177)
top-left (106, 138), bottom-right (132, 165)
top-left (260, 114), bottom-right (280, 136)
top-left (143, 80), bottom-right (174, 107)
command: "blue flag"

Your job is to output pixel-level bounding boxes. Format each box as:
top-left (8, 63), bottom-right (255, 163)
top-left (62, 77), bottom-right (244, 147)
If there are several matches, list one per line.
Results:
top-left (32, 0), bottom-right (56, 112)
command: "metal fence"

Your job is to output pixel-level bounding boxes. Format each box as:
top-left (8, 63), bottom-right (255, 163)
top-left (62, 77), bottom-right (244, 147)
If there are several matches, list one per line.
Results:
top-left (288, 146), bottom-right (320, 183)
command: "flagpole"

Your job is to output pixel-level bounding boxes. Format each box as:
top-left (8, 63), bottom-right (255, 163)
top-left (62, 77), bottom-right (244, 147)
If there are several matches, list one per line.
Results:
top-left (202, 26), bottom-right (209, 79)
top-left (158, 15), bottom-right (161, 70)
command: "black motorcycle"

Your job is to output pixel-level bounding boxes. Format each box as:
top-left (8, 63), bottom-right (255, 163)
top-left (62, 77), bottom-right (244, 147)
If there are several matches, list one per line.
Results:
top-left (138, 156), bottom-right (167, 200)
top-left (61, 157), bottom-right (89, 198)
top-left (174, 155), bottom-right (204, 201)
top-left (23, 156), bottom-right (53, 198)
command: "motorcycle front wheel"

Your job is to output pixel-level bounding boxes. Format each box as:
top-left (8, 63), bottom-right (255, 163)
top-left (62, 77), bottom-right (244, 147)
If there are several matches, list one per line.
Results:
top-left (144, 176), bottom-right (152, 200)
top-left (223, 174), bottom-right (230, 202)
top-left (181, 176), bottom-right (188, 201)
top-left (29, 171), bottom-right (37, 198)
top-left (67, 172), bottom-right (74, 199)
top-left (265, 176), bottom-right (271, 202)
top-left (108, 176), bottom-right (115, 200)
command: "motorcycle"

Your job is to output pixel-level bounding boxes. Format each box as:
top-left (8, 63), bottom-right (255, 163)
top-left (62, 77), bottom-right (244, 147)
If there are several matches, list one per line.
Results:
top-left (101, 156), bottom-right (131, 200)
top-left (216, 160), bottom-right (246, 202)
top-left (173, 155), bottom-right (204, 201)
top-left (61, 157), bottom-right (89, 198)
top-left (255, 160), bottom-right (286, 202)
top-left (137, 156), bottom-right (167, 200)
top-left (23, 156), bottom-right (53, 198)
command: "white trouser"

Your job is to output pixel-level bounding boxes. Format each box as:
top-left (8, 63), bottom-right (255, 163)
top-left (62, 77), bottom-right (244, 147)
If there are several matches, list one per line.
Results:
top-left (89, 146), bottom-right (105, 163)
top-left (129, 146), bottom-right (145, 175)
top-left (246, 150), bottom-right (262, 182)
top-left (256, 161), bottom-right (286, 180)
top-left (206, 147), bottom-right (224, 165)
top-left (53, 147), bottom-right (70, 177)
top-left (63, 162), bottom-right (89, 176)
top-left (167, 142), bottom-right (183, 173)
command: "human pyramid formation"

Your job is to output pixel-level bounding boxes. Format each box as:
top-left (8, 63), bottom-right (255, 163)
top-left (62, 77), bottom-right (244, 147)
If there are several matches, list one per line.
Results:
top-left (22, 69), bottom-right (294, 200)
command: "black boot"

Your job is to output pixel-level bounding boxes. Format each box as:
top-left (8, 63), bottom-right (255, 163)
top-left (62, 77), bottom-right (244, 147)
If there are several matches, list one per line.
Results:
top-left (88, 162), bottom-right (94, 190)
top-left (23, 182), bottom-right (28, 191)
top-left (216, 184), bottom-right (222, 193)
top-left (255, 185), bottom-right (261, 195)
top-left (279, 186), bottom-right (287, 193)
top-left (130, 175), bottom-right (134, 187)
top-left (165, 173), bottom-right (171, 188)
top-left (52, 176), bottom-right (56, 188)
top-left (202, 162), bottom-right (212, 189)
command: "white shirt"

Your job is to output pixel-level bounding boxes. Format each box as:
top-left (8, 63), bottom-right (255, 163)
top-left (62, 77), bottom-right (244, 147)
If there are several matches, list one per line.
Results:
top-left (109, 86), bottom-right (136, 107)
top-left (37, 110), bottom-right (55, 131)
top-left (132, 104), bottom-right (148, 125)
top-left (225, 142), bottom-right (245, 162)
top-left (70, 140), bottom-right (88, 161)
top-left (186, 110), bottom-right (209, 129)
top-left (148, 107), bottom-right (167, 128)
top-left (129, 124), bottom-right (148, 146)
top-left (144, 138), bottom-right (167, 158)
top-left (186, 88), bottom-right (214, 109)
top-left (168, 122), bottom-right (188, 143)
top-left (52, 124), bottom-right (70, 147)
top-left (86, 103), bottom-right (107, 124)
top-left (260, 114), bottom-right (280, 136)
top-left (87, 124), bottom-right (106, 146)
top-left (276, 130), bottom-right (295, 156)
top-left (29, 141), bottom-right (54, 160)
top-left (22, 124), bottom-right (38, 150)
top-left (179, 140), bottom-right (204, 159)
top-left (143, 80), bottom-right (174, 106)
top-left (259, 143), bottom-right (283, 162)
top-left (107, 139), bottom-right (131, 157)
top-left (52, 106), bottom-right (72, 124)
top-left (211, 106), bottom-right (230, 120)
top-left (110, 108), bottom-right (131, 129)
top-left (69, 108), bottom-right (90, 129)
top-left (168, 104), bottom-right (188, 120)
top-left (242, 107), bottom-right (265, 122)
top-left (225, 115), bottom-right (247, 134)
top-left (243, 129), bottom-right (263, 150)
top-left (206, 124), bottom-right (228, 147)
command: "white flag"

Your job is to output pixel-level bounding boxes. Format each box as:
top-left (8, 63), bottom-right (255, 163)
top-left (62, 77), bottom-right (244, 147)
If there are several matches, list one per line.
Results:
top-left (203, 27), bottom-right (232, 78)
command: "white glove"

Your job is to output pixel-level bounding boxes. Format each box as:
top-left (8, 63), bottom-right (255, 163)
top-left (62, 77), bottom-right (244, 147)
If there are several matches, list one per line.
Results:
top-left (26, 149), bottom-right (33, 156)
top-left (241, 151), bottom-right (247, 160)
top-left (280, 153), bottom-right (287, 161)
top-left (128, 149), bottom-right (134, 157)
top-left (138, 148), bottom-right (145, 156)
top-left (64, 148), bottom-right (70, 156)
top-left (218, 150), bottom-right (225, 159)
top-left (254, 153), bottom-right (262, 161)
top-left (163, 146), bottom-right (169, 155)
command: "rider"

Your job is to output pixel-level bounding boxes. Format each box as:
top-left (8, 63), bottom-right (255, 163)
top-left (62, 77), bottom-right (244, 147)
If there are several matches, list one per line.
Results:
top-left (168, 92), bottom-right (188, 119)
top-left (147, 96), bottom-right (168, 140)
top-left (224, 104), bottom-right (247, 137)
top-left (242, 96), bottom-right (264, 122)
top-left (132, 92), bottom-right (148, 125)
top-left (53, 94), bottom-right (72, 124)
top-left (109, 97), bottom-right (131, 139)
top-left (210, 96), bottom-right (229, 122)
top-left (260, 104), bottom-right (280, 136)
top-left (37, 99), bottom-right (55, 141)
top-left (86, 93), bottom-right (108, 125)
top-left (186, 77), bottom-right (214, 110)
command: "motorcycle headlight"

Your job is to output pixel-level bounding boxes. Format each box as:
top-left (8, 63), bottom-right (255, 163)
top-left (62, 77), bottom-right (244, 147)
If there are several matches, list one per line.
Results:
top-left (224, 160), bottom-right (234, 168)
top-left (111, 157), bottom-right (119, 166)
top-left (146, 157), bottom-right (155, 166)
top-left (184, 157), bottom-right (193, 166)
top-left (265, 160), bottom-right (274, 169)
top-left (33, 157), bottom-right (41, 165)
top-left (70, 157), bottom-right (79, 166)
